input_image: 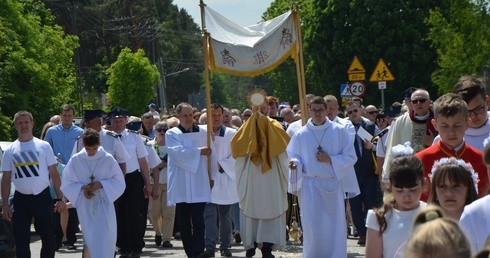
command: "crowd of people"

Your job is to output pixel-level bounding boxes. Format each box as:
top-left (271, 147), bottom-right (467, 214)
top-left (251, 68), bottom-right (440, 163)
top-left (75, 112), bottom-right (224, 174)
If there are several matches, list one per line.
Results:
top-left (2, 74), bottom-right (490, 258)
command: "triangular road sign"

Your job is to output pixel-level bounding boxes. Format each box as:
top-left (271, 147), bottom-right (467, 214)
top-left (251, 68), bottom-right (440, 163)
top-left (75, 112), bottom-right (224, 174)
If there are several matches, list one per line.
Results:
top-left (347, 56), bottom-right (366, 74)
top-left (369, 58), bottom-right (395, 82)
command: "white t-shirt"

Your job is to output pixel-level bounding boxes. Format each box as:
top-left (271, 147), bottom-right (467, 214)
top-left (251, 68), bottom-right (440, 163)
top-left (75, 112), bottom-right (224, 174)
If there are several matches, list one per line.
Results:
top-left (1, 138), bottom-right (57, 195)
top-left (366, 201), bottom-right (426, 258)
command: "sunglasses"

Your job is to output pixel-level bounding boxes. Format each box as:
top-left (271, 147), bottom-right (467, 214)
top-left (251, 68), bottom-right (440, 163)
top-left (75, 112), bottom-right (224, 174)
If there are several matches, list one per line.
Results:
top-left (367, 111), bottom-right (378, 115)
top-left (156, 128), bottom-right (167, 132)
top-left (243, 114), bottom-right (251, 117)
top-left (411, 99), bottom-right (428, 104)
top-left (347, 109), bottom-right (359, 115)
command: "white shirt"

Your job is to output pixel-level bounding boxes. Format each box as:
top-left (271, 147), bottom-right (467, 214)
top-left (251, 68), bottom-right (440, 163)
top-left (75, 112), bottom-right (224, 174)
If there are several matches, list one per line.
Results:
top-left (72, 129), bottom-right (130, 164)
top-left (120, 129), bottom-right (148, 173)
top-left (1, 138), bottom-right (57, 195)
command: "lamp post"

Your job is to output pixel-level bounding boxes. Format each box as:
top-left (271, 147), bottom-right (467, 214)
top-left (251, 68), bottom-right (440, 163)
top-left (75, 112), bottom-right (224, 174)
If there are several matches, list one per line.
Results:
top-left (160, 67), bottom-right (190, 113)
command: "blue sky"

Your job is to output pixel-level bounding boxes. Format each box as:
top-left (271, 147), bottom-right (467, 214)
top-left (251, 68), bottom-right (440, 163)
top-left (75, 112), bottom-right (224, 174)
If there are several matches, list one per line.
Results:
top-left (174, 0), bottom-right (274, 27)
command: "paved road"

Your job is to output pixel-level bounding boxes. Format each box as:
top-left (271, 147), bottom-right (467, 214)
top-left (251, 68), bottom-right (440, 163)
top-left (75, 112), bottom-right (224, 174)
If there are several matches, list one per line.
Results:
top-left (10, 224), bottom-right (366, 257)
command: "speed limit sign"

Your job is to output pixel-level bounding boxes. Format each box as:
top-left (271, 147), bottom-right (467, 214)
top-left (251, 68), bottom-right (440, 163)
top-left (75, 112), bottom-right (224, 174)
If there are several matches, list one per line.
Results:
top-left (349, 81), bottom-right (366, 97)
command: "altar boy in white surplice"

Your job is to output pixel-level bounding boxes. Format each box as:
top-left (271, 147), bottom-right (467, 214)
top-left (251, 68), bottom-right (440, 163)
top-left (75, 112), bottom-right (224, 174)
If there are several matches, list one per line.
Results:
top-left (287, 96), bottom-right (357, 258)
top-left (61, 129), bottom-right (125, 258)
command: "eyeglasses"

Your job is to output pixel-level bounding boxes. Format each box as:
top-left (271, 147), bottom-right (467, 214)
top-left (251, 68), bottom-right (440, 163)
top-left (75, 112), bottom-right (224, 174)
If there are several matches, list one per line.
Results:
top-left (156, 128), bottom-right (167, 132)
top-left (243, 114), bottom-right (251, 117)
top-left (367, 111), bottom-right (378, 115)
top-left (310, 108), bottom-right (326, 114)
top-left (347, 109), bottom-right (359, 115)
top-left (468, 105), bottom-right (486, 117)
top-left (411, 99), bottom-right (428, 104)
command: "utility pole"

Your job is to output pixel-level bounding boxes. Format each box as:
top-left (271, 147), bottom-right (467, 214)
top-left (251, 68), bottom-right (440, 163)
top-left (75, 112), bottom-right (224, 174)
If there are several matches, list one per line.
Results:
top-left (71, 0), bottom-right (83, 113)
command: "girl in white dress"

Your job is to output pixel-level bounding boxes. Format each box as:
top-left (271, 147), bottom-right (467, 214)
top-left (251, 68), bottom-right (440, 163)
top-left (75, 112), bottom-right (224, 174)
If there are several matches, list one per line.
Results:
top-left (365, 143), bottom-right (426, 258)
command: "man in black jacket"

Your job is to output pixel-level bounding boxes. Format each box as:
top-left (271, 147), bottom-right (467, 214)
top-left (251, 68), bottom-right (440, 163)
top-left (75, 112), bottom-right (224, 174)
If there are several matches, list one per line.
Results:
top-left (345, 101), bottom-right (381, 246)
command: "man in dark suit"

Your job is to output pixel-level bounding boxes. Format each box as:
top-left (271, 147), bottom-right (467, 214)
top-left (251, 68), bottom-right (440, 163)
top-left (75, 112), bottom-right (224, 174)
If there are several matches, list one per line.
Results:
top-left (345, 101), bottom-right (381, 246)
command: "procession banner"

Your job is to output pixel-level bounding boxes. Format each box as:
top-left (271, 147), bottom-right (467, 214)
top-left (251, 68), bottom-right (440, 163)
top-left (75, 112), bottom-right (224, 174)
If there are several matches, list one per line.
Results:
top-left (204, 6), bottom-right (297, 76)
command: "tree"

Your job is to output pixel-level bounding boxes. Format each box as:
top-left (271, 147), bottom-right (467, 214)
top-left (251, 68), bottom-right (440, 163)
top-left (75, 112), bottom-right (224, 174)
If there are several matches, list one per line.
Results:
top-left (0, 0), bottom-right (78, 140)
top-left (426, 0), bottom-right (490, 93)
top-left (44, 0), bottom-right (204, 108)
top-left (106, 48), bottom-right (160, 116)
top-left (264, 0), bottom-right (443, 108)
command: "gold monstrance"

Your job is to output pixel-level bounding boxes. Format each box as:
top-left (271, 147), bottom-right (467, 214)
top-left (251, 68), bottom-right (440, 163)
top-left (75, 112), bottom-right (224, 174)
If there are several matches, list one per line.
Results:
top-left (247, 89), bottom-right (267, 109)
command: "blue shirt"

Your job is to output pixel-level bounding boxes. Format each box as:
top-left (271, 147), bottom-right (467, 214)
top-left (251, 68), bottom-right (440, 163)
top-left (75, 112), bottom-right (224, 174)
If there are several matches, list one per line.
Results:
top-left (44, 123), bottom-right (83, 164)
top-left (148, 129), bottom-right (155, 139)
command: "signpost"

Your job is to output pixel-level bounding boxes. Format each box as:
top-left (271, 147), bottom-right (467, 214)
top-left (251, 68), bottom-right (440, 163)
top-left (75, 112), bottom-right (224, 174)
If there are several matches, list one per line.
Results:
top-left (346, 56), bottom-right (366, 103)
top-left (369, 58), bottom-right (395, 109)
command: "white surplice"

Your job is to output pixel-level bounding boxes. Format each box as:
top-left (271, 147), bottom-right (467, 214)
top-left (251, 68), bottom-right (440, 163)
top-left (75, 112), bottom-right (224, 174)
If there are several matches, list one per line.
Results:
top-left (61, 146), bottom-right (125, 258)
top-left (211, 125), bottom-right (238, 205)
top-left (287, 118), bottom-right (357, 258)
top-left (332, 116), bottom-right (360, 198)
top-left (166, 125), bottom-right (215, 205)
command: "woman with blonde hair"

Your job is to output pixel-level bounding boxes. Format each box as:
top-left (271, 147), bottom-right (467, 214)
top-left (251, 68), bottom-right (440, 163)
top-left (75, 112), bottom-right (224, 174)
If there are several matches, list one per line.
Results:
top-left (405, 205), bottom-right (471, 258)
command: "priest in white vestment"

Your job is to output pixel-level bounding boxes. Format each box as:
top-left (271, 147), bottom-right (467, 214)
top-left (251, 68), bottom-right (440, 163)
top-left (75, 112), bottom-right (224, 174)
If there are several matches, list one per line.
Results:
top-left (61, 129), bottom-right (125, 258)
top-left (287, 97), bottom-right (357, 257)
top-left (166, 103), bottom-right (216, 257)
top-left (231, 106), bottom-right (290, 258)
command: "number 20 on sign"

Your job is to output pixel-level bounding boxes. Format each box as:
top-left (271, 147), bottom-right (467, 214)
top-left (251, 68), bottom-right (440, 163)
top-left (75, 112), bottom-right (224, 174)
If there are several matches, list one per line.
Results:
top-left (349, 81), bottom-right (366, 97)
top-left (348, 73), bottom-right (365, 81)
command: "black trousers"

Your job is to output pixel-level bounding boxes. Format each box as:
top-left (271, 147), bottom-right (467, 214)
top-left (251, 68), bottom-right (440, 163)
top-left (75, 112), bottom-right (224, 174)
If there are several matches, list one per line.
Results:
top-left (349, 175), bottom-right (381, 238)
top-left (12, 187), bottom-right (55, 258)
top-left (176, 202), bottom-right (206, 257)
top-left (65, 208), bottom-right (78, 245)
top-left (116, 171), bottom-right (145, 252)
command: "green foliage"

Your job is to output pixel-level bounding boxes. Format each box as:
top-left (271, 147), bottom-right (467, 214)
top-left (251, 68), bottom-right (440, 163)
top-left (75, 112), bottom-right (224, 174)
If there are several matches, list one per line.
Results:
top-left (44, 0), bottom-right (203, 108)
top-left (264, 0), bottom-right (442, 107)
top-left (0, 0), bottom-right (78, 139)
top-left (426, 0), bottom-right (490, 94)
top-left (106, 48), bottom-right (160, 116)
top-left (208, 73), bottom-right (231, 105)
top-left (0, 114), bottom-right (13, 141)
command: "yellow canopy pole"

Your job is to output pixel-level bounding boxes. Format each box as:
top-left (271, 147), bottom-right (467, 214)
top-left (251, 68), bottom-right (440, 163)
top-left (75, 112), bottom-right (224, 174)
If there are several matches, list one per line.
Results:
top-left (200, 0), bottom-right (213, 188)
top-left (292, 5), bottom-right (307, 125)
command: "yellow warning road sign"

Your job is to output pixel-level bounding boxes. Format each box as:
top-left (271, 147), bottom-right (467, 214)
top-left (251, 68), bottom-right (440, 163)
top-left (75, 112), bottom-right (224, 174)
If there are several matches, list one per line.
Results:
top-left (342, 97), bottom-right (352, 107)
top-left (347, 56), bottom-right (366, 74)
top-left (369, 58), bottom-right (395, 82)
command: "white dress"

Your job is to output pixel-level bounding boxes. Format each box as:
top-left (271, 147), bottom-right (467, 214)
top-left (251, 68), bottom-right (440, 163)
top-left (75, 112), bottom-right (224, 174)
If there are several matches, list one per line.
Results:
top-left (61, 146), bottom-right (125, 258)
top-left (366, 201), bottom-right (426, 258)
top-left (287, 118), bottom-right (357, 258)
